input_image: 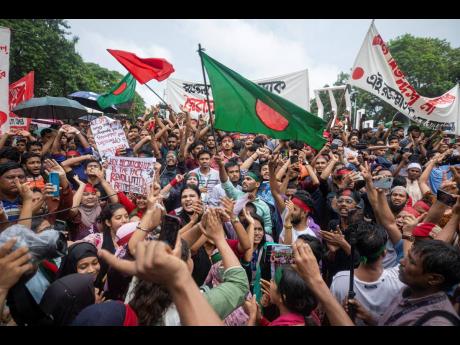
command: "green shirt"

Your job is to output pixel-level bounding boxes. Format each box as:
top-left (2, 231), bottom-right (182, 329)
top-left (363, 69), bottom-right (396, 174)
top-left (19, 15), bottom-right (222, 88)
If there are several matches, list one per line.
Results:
top-left (221, 179), bottom-right (273, 235)
top-left (202, 266), bottom-right (249, 320)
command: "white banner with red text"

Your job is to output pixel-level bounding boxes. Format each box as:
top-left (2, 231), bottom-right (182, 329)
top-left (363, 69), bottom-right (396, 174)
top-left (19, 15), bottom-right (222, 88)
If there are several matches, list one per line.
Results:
top-left (350, 22), bottom-right (460, 135)
top-left (166, 70), bottom-right (310, 119)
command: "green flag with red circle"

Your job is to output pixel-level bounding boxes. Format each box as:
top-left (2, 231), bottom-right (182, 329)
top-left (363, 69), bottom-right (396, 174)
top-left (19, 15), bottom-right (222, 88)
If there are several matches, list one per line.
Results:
top-left (97, 73), bottom-right (136, 109)
top-left (201, 52), bottom-right (327, 150)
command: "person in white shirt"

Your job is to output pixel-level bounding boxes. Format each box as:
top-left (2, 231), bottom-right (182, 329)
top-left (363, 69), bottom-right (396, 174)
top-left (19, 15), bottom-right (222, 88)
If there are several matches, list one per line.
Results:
top-left (279, 190), bottom-right (319, 244)
top-left (330, 221), bottom-right (405, 325)
top-left (208, 158), bottom-right (241, 207)
top-left (191, 148), bottom-right (220, 206)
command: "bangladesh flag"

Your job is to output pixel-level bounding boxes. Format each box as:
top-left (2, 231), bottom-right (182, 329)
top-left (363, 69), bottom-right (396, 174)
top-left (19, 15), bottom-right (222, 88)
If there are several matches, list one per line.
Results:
top-left (97, 73), bottom-right (136, 109)
top-left (201, 52), bottom-right (326, 150)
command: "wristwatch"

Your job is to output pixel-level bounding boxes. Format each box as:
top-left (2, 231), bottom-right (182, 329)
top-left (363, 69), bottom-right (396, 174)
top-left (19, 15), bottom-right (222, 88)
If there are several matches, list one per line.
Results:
top-left (231, 217), bottom-right (240, 223)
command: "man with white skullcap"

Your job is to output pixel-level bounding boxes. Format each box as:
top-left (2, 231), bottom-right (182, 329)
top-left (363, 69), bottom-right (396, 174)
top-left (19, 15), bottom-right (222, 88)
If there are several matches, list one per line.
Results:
top-left (406, 162), bottom-right (423, 203)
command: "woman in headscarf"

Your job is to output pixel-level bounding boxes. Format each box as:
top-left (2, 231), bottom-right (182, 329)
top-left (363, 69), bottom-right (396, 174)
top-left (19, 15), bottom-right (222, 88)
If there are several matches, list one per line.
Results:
top-left (57, 242), bottom-right (100, 280)
top-left (71, 300), bottom-right (138, 326)
top-left (67, 177), bottom-right (102, 241)
top-left (39, 273), bottom-right (97, 326)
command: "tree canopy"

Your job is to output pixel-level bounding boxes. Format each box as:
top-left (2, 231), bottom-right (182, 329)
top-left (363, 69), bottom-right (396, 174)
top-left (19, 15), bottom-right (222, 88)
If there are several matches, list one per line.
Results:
top-left (0, 19), bottom-right (146, 116)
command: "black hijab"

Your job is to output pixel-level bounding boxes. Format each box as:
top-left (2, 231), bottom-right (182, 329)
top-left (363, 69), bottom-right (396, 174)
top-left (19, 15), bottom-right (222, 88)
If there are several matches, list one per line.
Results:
top-left (39, 273), bottom-right (95, 325)
top-left (57, 242), bottom-right (99, 278)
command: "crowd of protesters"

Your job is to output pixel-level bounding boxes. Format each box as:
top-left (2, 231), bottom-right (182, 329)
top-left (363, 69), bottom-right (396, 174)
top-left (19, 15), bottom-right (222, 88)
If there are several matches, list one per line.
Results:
top-left (0, 105), bottom-right (459, 326)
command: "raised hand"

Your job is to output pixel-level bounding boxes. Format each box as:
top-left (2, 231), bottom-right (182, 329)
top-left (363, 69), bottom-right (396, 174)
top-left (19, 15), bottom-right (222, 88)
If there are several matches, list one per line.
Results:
top-left (291, 240), bottom-right (323, 287)
top-left (242, 206), bottom-right (254, 225)
top-left (14, 178), bottom-right (34, 202)
top-left (43, 159), bottom-right (66, 177)
top-left (98, 239), bottom-right (187, 287)
top-left (200, 208), bottom-right (225, 242)
top-left (220, 196), bottom-right (235, 217)
top-left (0, 239), bottom-right (34, 292)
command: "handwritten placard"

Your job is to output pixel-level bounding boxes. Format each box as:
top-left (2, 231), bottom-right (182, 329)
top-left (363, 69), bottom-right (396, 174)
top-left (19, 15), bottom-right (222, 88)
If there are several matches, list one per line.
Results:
top-left (90, 116), bottom-right (129, 160)
top-left (106, 156), bottom-right (156, 195)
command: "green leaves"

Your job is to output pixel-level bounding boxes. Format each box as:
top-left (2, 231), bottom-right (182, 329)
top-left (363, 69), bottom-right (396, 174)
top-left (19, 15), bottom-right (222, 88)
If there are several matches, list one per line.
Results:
top-left (0, 19), bottom-right (146, 116)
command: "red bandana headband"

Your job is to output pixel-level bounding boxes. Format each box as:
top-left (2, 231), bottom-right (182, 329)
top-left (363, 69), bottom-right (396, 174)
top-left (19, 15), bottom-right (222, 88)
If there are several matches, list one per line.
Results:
top-left (84, 184), bottom-right (97, 194)
top-left (291, 197), bottom-right (311, 213)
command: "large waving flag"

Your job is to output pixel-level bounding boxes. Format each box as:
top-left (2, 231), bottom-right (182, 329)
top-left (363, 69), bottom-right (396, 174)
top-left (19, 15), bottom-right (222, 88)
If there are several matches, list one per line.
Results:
top-left (97, 73), bottom-right (136, 109)
top-left (107, 49), bottom-right (175, 84)
top-left (201, 52), bottom-right (326, 150)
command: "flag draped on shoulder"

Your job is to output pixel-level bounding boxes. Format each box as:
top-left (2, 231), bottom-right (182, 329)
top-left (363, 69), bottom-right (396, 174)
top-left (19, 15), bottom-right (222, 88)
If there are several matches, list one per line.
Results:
top-left (200, 52), bottom-right (326, 150)
top-left (107, 49), bottom-right (175, 84)
top-left (97, 73), bottom-right (136, 109)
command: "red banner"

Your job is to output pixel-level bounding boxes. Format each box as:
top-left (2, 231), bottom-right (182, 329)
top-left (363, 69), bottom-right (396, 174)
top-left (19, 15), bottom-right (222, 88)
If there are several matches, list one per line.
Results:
top-left (8, 71), bottom-right (34, 131)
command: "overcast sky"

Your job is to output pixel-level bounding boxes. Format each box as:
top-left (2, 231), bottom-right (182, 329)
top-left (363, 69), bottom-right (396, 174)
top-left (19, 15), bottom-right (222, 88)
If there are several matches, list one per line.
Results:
top-left (67, 19), bottom-right (460, 108)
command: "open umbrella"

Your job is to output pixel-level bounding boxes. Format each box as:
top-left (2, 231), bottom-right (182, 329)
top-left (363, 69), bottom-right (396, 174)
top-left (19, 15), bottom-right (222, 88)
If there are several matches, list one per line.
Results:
top-left (12, 96), bottom-right (88, 120)
top-left (68, 91), bottom-right (118, 113)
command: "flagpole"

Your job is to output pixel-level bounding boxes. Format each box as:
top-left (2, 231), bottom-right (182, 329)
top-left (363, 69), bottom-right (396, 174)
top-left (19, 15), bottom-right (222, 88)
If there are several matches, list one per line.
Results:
top-left (144, 83), bottom-right (169, 106)
top-left (197, 44), bottom-right (217, 142)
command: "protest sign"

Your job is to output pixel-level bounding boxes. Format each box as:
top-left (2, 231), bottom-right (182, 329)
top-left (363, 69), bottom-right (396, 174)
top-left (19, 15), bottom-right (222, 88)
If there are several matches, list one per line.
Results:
top-left (106, 156), bottom-right (156, 195)
top-left (166, 70), bottom-right (310, 119)
top-left (9, 71), bottom-right (34, 131)
top-left (90, 115), bottom-right (129, 160)
top-left (0, 27), bottom-right (10, 135)
top-left (350, 22), bottom-right (460, 135)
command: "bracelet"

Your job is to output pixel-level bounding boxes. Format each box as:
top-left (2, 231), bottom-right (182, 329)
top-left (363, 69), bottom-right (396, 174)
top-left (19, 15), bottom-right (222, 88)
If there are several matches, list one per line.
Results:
top-left (231, 217), bottom-right (240, 223)
top-left (284, 225), bottom-right (293, 230)
top-left (136, 225), bottom-right (152, 233)
top-left (402, 234), bottom-right (414, 242)
top-left (75, 131), bottom-right (81, 135)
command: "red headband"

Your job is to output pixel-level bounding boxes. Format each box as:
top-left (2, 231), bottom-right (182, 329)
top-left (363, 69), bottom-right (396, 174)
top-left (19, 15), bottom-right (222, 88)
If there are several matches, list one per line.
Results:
top-left (84, 184), bottom-right (97, 194)
top-left (336, 169), bottom-right (351, 176)
top-left (291, 197), bottom-right (311, 213)
top-left (413, 200), bottom-right (430, 212)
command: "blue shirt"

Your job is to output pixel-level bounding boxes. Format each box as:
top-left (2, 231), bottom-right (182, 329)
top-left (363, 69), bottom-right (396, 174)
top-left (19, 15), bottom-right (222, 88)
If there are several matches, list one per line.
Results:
top-left (2, 197), bottom-right (21, 221)
top-left (429, 164), bottom-right (460, 194)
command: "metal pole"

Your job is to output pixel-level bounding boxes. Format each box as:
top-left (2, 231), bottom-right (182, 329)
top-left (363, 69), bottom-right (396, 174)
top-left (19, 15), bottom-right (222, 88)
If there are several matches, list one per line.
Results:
top-left (197, 44), bottom-right (217, 142)
top-left (144, 83), bottom-right (168, 106)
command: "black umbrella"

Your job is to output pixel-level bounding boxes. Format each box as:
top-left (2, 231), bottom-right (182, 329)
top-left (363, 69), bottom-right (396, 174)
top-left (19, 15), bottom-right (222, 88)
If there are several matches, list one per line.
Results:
top-left (12, 96), bottom-right (88, 120)
top-left (68, 91), bottom-right (118, 113)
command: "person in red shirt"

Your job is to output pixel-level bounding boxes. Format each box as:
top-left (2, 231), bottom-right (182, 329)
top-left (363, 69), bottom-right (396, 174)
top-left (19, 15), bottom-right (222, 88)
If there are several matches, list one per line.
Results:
top-left (244, 266), bottom-right (320, 326)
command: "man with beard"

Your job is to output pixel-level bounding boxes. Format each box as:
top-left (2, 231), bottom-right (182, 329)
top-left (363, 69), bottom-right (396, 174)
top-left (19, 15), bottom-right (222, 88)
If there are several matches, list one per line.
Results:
top-left (191, 149), bottom-right (220, 206)
top-left (208, 157), bottom-right (241, 207)
top-left (158, 151), bottom-right (186, 188)
top-left (279, 190), bottom-right (319, 244)
top-left (344, 134), bottom-right (360, 161)
top-left (21, 152), bottom-right (45, 191)
top-left (405, 162), bottom-right (423, 203)
top-left (388, 186), bottom-right (409, 215)
top-left (161, 133), bottom-right (180, 158)
top-left (215, 156), bottom-right (272, 235)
